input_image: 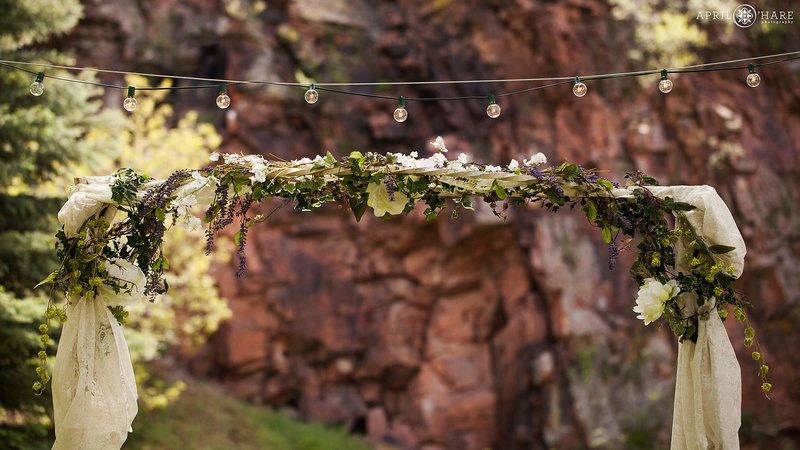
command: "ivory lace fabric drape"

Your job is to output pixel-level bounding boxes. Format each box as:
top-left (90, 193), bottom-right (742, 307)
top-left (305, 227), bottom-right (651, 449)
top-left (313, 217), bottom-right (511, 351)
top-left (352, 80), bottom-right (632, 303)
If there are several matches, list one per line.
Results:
top-left (51, 295), bottom-right (138, 450)
top-left (53, 178), bottom-right (139, 449)
top-left (648, 186), bottom-right (745, 450)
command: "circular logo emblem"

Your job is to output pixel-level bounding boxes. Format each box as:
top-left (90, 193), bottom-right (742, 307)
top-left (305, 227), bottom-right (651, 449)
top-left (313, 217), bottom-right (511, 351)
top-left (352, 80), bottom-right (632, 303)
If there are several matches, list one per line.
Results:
top-left (733, 4), bottom-right (757, 28)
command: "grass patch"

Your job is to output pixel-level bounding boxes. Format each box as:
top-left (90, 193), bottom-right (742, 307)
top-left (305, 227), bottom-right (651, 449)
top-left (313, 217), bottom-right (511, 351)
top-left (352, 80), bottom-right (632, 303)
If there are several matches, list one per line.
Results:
top-left (125, 381), bottom-right (374, 450)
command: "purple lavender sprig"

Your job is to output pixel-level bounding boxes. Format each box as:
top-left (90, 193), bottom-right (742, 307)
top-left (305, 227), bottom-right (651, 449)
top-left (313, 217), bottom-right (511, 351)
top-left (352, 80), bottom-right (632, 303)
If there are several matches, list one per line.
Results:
top-left (235, 195), bottom-right (254, 277)
top-left (608, 243), bottom-right (620, 270)
top-left (383, 174), bottom-right (398, 201)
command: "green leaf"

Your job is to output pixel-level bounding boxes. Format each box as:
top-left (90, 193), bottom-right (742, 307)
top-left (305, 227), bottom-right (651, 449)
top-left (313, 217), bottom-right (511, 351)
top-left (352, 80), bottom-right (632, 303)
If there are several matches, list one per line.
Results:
top-left (492, 181), bottom-right (507, 200)
top-left (155, 207), bottom-right (166, 222)
top-left (34, 271), bottom-right (59, 289)
top-left (709, 245), bottom-right (736, 254)
top-left (582, 201), bottom-right (597, 222)
top-left (601, 226), bottom-right (612, 243)
top-left (350, 197), bottom-right (367, 222)
top-left (234, 231), bottom-right (243, 246)
top-left (424, 208), bottom-right (439, 221)
top-left (662, 197), bottom-right (695, 212)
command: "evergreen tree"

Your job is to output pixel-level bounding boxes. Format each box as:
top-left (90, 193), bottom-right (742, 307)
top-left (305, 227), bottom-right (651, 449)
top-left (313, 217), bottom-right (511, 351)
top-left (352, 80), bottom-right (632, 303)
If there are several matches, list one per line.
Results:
top-left (0, 1), bottom-right (121, 447)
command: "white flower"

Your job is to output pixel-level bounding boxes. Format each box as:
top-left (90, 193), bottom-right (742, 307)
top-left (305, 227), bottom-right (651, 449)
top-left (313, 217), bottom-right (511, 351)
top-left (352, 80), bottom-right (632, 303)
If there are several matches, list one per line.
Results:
top-left (177, 215), bottom-right (202, 231)
top-left (313, 154), bottom-right (332, 167)
top-left (633, 278), bottom-right (681, 325)
top-left (508, 159), bottom-right (519, 171)
top-left (250, 162), bottom-right (268, 183)
top-left (174, 194), bottom-right (198, 217)
top-left (524, 152), bottom-right (547, 166)
top-left (457, 153), bottom-right (469, 164)
top-left (410, 151), bottom-right (418, 158)
top-left (484, 165), bottom-right (502, 173)
top-left (291, 157), bottom-right (313, 165)
top-left (209, 152), bottom-right (220, 162)
top-left (366, 181), bottom-right (409, 217)
top-left (431, 136), bottom-right (448, 153)
top-left (98, 258), bottom-right (147, 306)
top-left (431, 152), bottom-right (448, 168)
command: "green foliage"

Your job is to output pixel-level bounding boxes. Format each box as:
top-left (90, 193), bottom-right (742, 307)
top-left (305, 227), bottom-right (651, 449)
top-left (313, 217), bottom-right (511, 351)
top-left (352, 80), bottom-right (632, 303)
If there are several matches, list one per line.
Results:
top-left (126, 380), bottom-right (373, 450)
top-left (0, 0), bottom-right (127, 443)
top-left (0, 290), bottom-right (54, 411)
top-left (0, 289), bottom-right (55, 447)
top-left (0, 0), bottom-right (81, 52)
top-left (609, 0), bottom-right (712, 68)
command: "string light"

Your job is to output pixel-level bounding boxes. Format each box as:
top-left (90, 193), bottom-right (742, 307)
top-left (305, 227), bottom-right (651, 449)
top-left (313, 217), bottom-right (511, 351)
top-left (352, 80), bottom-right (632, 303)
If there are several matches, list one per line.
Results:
top-left (393, 96), bottom-right (408, 122)
top-left (216, 84), bottom-right (231, 109)
top-left (305, 84), bottom-right (319, 104)
top-left (572, 77), bottom-right (587, 97)
top-left (29, 72), bottom-right (44, 96)
top-left (746, 64), bottom-right (761, 88)
top-left (0, 51), bottom-right (796, 120)
top-left (123, 86), bottom-right (137, 111)
top-left (486, 94), bottom-right (501, 118)
top-left (658, 69), bottom-right (673, 94)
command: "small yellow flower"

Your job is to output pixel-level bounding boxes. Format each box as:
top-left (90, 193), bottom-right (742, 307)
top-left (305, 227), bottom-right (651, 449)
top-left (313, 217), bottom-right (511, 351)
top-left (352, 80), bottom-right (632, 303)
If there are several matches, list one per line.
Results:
top-left (762, 382), bottom-right (772, 392)
top-left (38, 324), bottom-right (48, 333)
top-left (691, 257), bottom-right (701, 267)
top-left (714, 286), bottom-right (723, 297)
top-left (726, 265), bottom-right (736, 276)
top-left (718, 308), bottom-right (728, 319)
top-left (32, 382), bottom-right (42, 391)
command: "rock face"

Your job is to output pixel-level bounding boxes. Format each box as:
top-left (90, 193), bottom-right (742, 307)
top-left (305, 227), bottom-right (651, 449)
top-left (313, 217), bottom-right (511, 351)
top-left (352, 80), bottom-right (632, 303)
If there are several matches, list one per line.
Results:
top-left (64, 1), bottom-right (800, 448)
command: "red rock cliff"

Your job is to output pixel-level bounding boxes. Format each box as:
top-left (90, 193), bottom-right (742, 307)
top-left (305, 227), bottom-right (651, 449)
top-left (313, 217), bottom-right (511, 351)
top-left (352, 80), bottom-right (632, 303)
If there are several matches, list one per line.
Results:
top-left (62, 1), bottom-right (800, 448)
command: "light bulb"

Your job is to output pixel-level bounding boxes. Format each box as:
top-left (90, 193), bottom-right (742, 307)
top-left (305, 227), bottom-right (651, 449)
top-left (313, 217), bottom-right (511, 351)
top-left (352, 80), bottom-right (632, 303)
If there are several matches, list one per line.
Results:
top-left (486, 95), bottom-right (501, 118)
top-left (746, 73), bottom-right (760, 88)
top-left (393, 106), bottom-right (408, 122)
top-left (304, 85), bottom-right (319, 104)
top-left (572, 78), bottom-right (587, 97)
top-left (746, 65), bottom-right (760, 88)
top-left (123, 97), bottom-right (138, 111)
top-left (30, 72), bottom-right (44, 96)
top-left (658, 79), bottom-right (673, 93)
top-left (216, 93), bottom-right (231, 108)
top-left (30, 81), bottom-right (44, 96)
top-left (658, 70), bottom-right (673, 94)
top-left (123, 86), bottom-right (137, 111)
top-left (216, 84), bottom-right (231, 109)
top-left (393, 96), bottom-right (407, 122)
top-left (487, 102), bottom-right (501, 118)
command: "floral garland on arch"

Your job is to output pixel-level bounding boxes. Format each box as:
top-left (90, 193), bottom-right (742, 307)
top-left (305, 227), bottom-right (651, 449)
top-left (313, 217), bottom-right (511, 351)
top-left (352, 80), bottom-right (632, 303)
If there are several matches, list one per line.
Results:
top-left (34, 137), bottom-right (770, 397)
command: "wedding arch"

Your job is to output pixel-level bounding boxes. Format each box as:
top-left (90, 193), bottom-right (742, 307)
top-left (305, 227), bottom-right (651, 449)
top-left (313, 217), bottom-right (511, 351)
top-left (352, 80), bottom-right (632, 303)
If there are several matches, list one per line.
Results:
top-left (37, 139), bottom-right (765, 449)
